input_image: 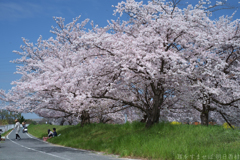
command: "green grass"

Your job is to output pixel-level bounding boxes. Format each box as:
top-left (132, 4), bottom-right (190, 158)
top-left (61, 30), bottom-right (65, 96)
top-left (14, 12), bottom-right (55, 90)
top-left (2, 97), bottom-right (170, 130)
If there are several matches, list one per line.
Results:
top-left (27, 124), bottom-right (69, 138)
top-left (1, 129), bottom-right (12, 137)
top-left (28, 122), bottom-right (240, 160)
top-left (0, 129), bottom-right (12, 143)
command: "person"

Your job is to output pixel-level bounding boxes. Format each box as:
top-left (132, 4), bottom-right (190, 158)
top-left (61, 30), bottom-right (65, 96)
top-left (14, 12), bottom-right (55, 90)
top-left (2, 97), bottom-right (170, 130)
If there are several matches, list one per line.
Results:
top-left (43, 129), bottom-right (53, 141)
top-left (48, 129), bottom-right (53, 137)
top-left (0, 129), bottom-right (2, 141)
top-left (0, 129), bottom-right (5, 141)
top-left (22, 122), bottom-right (25, 128)
top-left (52, 128), bottom-right (57, 137)
top-left (22, 121), bottom-right (25, 133)
top-left (14, 119), bottom-right (21, 140)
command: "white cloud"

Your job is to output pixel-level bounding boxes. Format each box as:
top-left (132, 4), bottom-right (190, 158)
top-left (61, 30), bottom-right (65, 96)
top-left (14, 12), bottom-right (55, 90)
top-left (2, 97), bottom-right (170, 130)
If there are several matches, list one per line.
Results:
top-left (0, 1), bottom-right (67, 21)
top-left (0, 2), bottom-right (42, 21)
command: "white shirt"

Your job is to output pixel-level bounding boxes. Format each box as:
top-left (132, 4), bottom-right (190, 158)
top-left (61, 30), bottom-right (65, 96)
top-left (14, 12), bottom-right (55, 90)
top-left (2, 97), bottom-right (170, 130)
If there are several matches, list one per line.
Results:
top-left (48, 131), bottom-right (53, 137)
top-left (15, 122), bottom-right (20, 134)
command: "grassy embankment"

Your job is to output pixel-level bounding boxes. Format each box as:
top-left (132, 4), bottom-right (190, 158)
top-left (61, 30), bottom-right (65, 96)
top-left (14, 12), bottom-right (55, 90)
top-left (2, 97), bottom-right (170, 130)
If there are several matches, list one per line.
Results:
top-left (0, 129), bottom-right (12, 143)
top-left (28, 122), bottom-right (240, 160)
top-left (1, 129), bottom-right (12, 137)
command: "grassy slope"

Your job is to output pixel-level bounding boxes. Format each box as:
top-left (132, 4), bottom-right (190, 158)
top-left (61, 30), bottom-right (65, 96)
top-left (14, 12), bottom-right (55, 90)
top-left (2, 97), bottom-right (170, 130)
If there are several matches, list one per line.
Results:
top-left (0, 129), bottom-right (12, 143)
top-left (28, 122), bottom-right (240, 160)
top-left (1, 129), bottom-right (12, 137)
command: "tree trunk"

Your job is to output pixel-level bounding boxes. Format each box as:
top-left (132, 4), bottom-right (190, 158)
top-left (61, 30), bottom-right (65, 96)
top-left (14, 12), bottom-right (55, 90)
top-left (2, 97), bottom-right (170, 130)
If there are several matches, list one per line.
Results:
top-left (140, 114), bottom-right (148, 123)
top-left (145, 91), bottom-right (163, 128)
top-left (200, 104), bottom-right (209, 126)
top-left (145, 108), bottom-right (160, 128)
top-left (80, 110), bottom-right (90, 127)
top-left (60, 118), bottom-right (64, 126)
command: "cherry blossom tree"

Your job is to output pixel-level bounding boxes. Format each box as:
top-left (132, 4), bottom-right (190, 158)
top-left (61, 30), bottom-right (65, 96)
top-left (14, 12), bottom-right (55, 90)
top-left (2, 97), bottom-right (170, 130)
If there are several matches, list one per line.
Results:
top-left (0, 16), bottom-right (127, 125)
top-left (88, 0), bottom-right (215, 127)
top-left (1, 0), bottom-right (240, 128)
top-left (90, 0), bottom-right (240, 127)
top-left (172, 12), bottom-right (240, 127)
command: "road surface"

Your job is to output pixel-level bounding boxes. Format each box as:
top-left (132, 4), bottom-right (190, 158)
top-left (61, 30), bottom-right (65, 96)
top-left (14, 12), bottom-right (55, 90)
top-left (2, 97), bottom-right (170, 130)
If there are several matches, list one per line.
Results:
top-left (0, 127), bottom-right (135, 160)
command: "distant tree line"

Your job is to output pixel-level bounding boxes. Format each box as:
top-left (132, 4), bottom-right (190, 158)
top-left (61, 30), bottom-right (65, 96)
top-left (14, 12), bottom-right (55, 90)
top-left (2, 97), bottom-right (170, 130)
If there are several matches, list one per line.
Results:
top-left (0, 110), bottom-right (22, 124)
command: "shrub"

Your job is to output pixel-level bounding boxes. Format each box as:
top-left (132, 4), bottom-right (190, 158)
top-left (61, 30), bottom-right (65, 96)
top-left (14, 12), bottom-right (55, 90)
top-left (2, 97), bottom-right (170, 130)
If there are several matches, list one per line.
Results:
top-left (170, 121), bottom-right (181, 125)
top-left (223, 122), bottom-right (234, 129)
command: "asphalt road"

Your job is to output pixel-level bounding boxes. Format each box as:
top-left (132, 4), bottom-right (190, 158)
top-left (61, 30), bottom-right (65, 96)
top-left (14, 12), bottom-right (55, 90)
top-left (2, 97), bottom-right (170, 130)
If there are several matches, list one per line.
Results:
top-left (0, 127), bottom-right (135, 160)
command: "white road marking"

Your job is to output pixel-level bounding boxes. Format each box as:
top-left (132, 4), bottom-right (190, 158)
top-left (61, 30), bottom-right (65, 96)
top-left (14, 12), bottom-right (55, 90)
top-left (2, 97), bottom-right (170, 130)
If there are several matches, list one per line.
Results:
top-left (7, 130), bottom-right (70, 160)
top-left (26, 132), bottom-right (49, 144)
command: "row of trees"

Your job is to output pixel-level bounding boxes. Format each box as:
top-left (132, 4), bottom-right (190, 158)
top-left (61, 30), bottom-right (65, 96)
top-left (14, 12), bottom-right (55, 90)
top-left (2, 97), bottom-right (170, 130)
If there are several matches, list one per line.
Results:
top-left (1, 0), bottom-right (240, 128)
top-left (0, 110), bottom-right (25, 124)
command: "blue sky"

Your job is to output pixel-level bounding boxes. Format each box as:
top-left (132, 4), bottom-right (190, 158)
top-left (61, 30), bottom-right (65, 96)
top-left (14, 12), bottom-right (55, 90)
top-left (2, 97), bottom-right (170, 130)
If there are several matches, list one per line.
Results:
top-left (0, 0), bottom-right (239, 119)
